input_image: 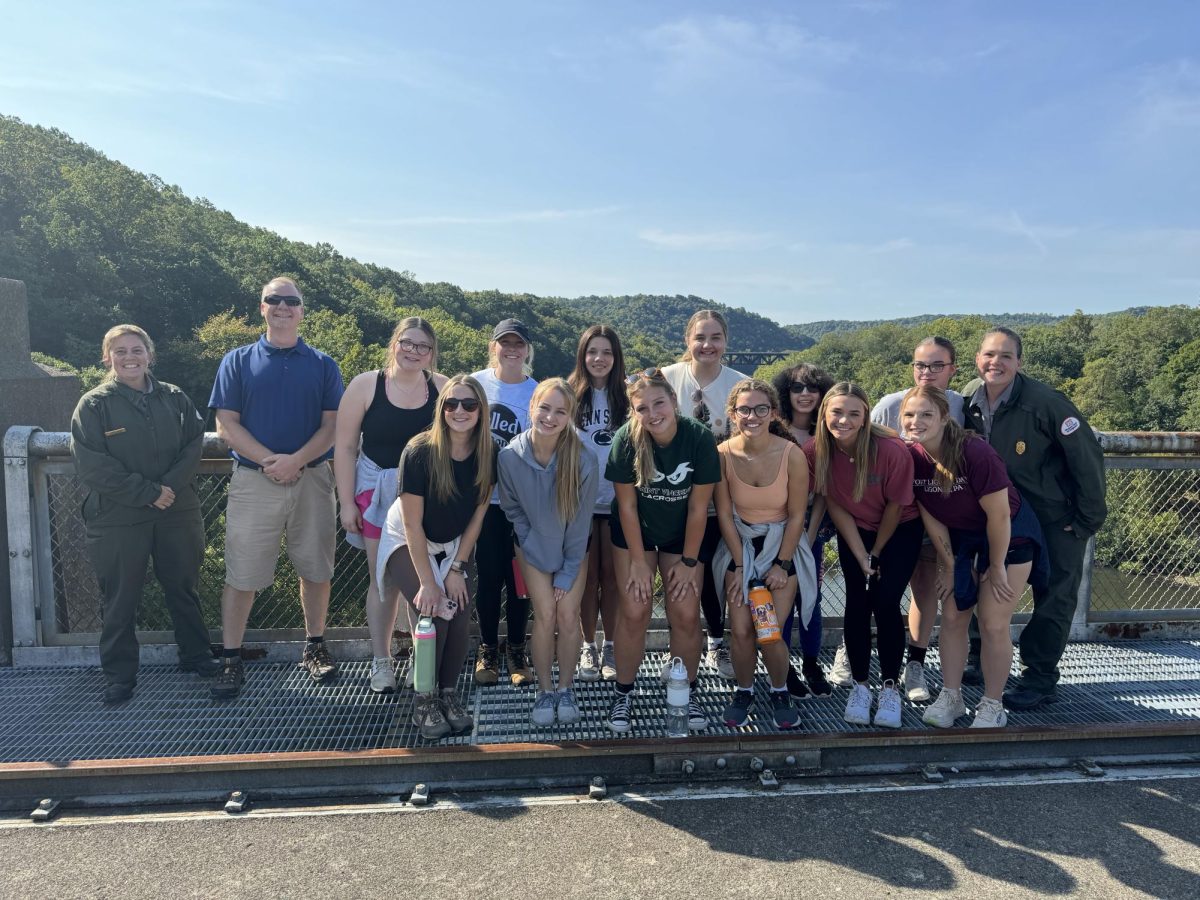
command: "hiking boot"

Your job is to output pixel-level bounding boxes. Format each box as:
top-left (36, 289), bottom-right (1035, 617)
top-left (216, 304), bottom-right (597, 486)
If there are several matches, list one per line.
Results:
top-left (600, 644), bottom-right (617, 681)
top-left (873, 680), bottom-right (902, 729)
top-left (722, 688), bottom-right (754, 727)
top-left (608, 691), bottom-right (632, 734)
top-left (970, 696), bottom-right (1009, 729)
top-left (902, 660), bottom-right (931, 703)
top-left (786, 665), bottom-right (811, 700)
top-left (439, 688), bottom-right (474, 734)
top-left (803, 658), bottom-right (833, 697)
top-left (923, 687), bottom-right (966, 728)
top-left (474, 643), bottom-right (499, 685)
top-left (300, 641), bottom-right (338, 682)
top-left (531, 690), bottom-right (557, 726)
top-left (211, 658), bottom-right (245, 700)
top-left (578, 644), bottom-right (601, 682)
top-left (412, 692), bottom-right (451, 740)
top-left (770, 691), bottom-right (801, 729)
top-left (843, 682), bottom-right (872, 725)
top-left (369, 657), bottom-right (397, 694)
top-left (828, 644), bottom-right (854, 688)
top-left (556, 688), bottom-right (581, 725)
top-left (507, 642), bottom-right (532, 686)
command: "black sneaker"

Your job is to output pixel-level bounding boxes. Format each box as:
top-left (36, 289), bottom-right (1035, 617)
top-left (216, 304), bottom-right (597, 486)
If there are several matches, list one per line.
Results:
top-left (103, 682), bottom-right (135, 705)
top-left (770, 691), bottom-right (801, 729)
top-left (180, 657), bottom-right (222, 678)
top-left (608, 691), bottom-right (632, 733)
top-left (301, 641), bottom-right (338, 682)
top-left (786, 665), bottom-right (811, 700)
top-left (803, 659), bottom-right (833, 697)
top-left (722, 689), bottom-right (754, 727)
top-left (211, 658), bottom-right (245, 699)
top-left (962, 656), bottom-right (984, 687)
top-left (688, 697), bottom-right (709, 731)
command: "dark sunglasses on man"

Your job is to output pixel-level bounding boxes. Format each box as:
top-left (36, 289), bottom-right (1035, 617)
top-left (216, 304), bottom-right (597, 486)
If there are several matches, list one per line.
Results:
top-left (263, 294), bottom-right (303, 307)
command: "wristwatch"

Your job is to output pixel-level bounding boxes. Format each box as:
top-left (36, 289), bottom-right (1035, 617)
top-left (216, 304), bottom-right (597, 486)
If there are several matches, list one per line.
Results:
top-left (773, 557), bottom-right (796, 576)
top-left (680, 556), bottom-right (698, 568)
top-left (449, 560), bottom-right (465, 574)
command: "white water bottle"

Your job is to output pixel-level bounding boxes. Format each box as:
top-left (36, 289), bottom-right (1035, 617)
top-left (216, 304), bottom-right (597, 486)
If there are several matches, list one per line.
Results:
top-left (665, 656), bottom-right (689, 738)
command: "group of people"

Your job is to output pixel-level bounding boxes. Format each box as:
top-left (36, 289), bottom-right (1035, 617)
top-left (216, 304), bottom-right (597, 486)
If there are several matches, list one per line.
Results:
top-left (69, 277), bottom-right (1107, 742)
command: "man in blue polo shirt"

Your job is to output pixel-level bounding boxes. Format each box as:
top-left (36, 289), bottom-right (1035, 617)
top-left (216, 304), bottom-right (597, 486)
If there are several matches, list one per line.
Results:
top-left (208, 276), bottom-right (345, 699)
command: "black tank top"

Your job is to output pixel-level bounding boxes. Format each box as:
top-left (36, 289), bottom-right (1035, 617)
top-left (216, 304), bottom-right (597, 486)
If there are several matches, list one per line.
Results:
top-left (360, 370), bottom-right (436, 469)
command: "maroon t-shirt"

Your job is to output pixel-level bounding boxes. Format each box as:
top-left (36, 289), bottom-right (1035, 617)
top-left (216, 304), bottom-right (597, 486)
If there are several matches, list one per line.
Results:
top-left (806, 435), bottom-right (919, 531)
top-left (909, 437), bottom-right (1020, 532)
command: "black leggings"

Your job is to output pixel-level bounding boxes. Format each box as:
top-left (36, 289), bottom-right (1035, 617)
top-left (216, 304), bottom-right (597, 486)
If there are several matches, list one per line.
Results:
top-left (839, 518), bottom-right (923, 683)
top-left (698, 517), bottom-right (724, 640)
top-left (385, 548), bottom-right (471, 691)
top-left (475, 504), bottom-right (529, 647)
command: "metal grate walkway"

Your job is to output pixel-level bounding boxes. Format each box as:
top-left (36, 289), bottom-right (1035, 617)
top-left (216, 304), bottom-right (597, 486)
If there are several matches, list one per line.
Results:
top-left (1, 641), bottom-right (1198, 764)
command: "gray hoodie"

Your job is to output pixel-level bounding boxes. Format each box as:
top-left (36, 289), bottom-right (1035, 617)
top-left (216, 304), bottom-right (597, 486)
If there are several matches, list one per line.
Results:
top-left (498, 429), bottom-right (599, 591)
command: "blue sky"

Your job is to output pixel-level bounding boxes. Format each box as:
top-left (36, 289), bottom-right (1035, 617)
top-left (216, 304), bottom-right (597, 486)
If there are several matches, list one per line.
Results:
top-left (2, 1), bottom-right (1198, 324)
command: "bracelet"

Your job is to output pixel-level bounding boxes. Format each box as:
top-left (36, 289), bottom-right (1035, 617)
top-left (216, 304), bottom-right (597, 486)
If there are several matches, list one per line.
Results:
top-left (449, 560), bottom-right (465, 574)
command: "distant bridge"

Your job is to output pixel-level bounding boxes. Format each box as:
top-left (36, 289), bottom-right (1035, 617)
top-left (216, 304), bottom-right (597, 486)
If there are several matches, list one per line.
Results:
top-left (724, 350), bottom-right (793, 373)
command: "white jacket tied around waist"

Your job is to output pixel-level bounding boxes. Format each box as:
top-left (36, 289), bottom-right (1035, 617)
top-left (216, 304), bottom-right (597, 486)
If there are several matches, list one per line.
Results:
top-left (345, 453), bottom-right (398, 550)
top-left (711, 514), bottom-right (819, 627)
top-left (375, 496), bottom-right (463, 620)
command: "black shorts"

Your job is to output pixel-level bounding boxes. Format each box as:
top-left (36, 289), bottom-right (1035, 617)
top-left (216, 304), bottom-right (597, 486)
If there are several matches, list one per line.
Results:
top-left (725, 533), bottom-right (767, 572)
top-left (587, 513), bottom-right (609, 552)
top-left (609, 513), bottom-right (685, 556)
top-left (1005, 540), bottom-right (1036, 566)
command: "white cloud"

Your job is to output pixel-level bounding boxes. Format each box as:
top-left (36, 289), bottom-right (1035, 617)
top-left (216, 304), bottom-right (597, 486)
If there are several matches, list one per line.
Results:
top-left (351, 206), bottom-right (623, 227)
top-left (638, 229), bottom-right (773, 250)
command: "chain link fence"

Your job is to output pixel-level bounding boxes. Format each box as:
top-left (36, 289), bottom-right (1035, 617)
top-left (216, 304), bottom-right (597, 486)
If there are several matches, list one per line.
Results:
top-left (14, 432), bottom-right (1200, 647)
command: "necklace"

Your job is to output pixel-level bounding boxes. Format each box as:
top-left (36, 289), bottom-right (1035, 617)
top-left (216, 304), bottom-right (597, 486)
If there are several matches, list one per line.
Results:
top-left (390, 373), bottom-right (428, 405)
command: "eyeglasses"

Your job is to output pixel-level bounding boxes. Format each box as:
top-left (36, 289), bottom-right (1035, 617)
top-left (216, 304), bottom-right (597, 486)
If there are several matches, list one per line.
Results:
top-left (734, 404), bottom-right (772, 419)
top-left (398, 339), bottom-right (434, 356)
top-left (263, 294), bottom-right (302, 307)
top-left (913, 362), bottom-right (951, 374)
top-left (443, 397), bottom-right (480, 412)
top-left (625, 367), bottom-right (663, 385)
top-left (789, 382), bottom-right (820, 394)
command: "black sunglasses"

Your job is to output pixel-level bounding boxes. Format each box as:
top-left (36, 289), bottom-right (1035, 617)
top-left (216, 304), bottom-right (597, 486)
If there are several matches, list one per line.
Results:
top-left (263, 294), bottom-right (303, 307)
top-left (625, 367), bottom-right (663, 385)
top-left (790, 382), bottom-right (820, 394)
top-left (443, 397), bottom-right (481, 412)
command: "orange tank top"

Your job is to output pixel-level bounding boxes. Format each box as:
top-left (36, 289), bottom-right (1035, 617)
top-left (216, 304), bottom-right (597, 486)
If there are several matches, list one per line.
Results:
top-left (726, 447), bottom-right (789, 524)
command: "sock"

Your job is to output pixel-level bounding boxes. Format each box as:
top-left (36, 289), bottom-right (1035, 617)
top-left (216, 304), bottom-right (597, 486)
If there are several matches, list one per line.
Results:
top-left (584, 640), bottom-right (597, 651)
top-left (771, 685), bottom-right (788, 694)
top-left (616, 681), bottom-right (634, 695)
top-left (307, 635), bottom-right (324, 644)
top-left (735, 687), bottom-right (753, 697)
top-left (373, 656), bottom-right (391, 665)
top-left (222, 646), bottom-right (241, 659)
top-left (707, 636), bottom-right (723, 650)
top-left (907, 644), bottom-right (927, 664)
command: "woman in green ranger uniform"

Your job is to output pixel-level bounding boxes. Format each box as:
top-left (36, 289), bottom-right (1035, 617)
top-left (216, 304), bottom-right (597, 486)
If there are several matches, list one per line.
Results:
top-left (70, 325), bottom-right (218, 704)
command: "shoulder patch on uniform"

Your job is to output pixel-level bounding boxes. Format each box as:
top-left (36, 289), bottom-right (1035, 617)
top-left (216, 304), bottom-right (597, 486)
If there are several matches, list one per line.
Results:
top-left (1060, 417), bottom-right (1081, 436)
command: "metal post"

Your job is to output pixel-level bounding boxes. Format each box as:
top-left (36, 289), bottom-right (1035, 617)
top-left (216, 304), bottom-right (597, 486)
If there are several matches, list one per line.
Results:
top-left (4, 426), bottom-right (42, 649)
top-left (1070, 535), bottom-right (1096, 639)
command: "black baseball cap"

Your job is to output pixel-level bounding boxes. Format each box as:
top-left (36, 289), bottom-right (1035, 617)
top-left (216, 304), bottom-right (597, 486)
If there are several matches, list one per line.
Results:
top-left (492, 318), bottom-right (531, 342)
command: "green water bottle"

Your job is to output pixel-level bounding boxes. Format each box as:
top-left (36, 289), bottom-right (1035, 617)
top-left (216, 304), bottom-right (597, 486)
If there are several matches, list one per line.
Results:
top-left (413, 616), bottom-right (437, 694)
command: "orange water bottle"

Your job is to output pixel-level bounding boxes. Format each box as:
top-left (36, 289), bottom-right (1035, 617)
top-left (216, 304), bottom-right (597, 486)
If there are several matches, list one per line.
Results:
top-left (748, 578), bottom-right (781, 645)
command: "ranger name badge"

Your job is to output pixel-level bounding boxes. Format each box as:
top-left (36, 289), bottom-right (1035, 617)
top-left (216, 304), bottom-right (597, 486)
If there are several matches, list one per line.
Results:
top-left (1015, 440), bottom-right (1026, 455)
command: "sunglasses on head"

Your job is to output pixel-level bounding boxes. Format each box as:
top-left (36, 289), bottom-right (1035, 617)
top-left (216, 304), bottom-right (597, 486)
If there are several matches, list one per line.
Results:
top-left (443, 397), bottom-right (480, 412)
top-left (263, 294), bottom-right (302, 307)
top-left (625, 367), bottom-right (663, 385)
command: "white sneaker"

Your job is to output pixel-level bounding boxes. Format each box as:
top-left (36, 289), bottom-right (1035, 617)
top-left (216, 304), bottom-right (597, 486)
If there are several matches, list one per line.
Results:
top-left (902, 660), bottom-right (931, 703)
top-left (369, 657), bottom-right (397, 694)
top-left (600, 644), bottom-right (617, 681)
top-left (706, 643), bottom-right (736, 680)
top-left (922, 687), bottom-right (966, 728)
top-left (873, 680), bottom-right (902, 729)
top-left (970, 696), bottom-right (1009, 729)
top-left (578, 644), bottom-right (601, 681)
top-left (829, 645), bottom-right (854, 688)
top-left (843, 683), bottom-right (872, 725)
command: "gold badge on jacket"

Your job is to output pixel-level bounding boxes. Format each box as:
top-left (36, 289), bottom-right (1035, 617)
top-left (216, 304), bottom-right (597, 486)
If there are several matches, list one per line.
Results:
top-left (1015, 440), bottom-right (1026, 455)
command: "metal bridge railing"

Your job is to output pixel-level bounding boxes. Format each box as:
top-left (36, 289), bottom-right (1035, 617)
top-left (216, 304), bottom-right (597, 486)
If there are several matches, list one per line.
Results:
top-left (5, 428), bottom-right (1199, 658)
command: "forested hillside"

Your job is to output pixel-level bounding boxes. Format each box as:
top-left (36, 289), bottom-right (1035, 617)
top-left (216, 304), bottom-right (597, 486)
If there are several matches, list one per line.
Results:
top-left (788, 312), bottom-right (1065, 342)
top-left (569, 294), bottom-right (812, 354)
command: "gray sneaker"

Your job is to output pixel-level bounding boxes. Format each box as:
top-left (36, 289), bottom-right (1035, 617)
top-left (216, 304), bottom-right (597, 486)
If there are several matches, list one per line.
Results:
top-left (578, 644), bottom-right (601, 681)
top-left (600, 644), bottom-right (617, 681)
top-left (706, 644), bottom-right (735, 680)
top-left (902, 660), bottom-right (931, 703)
top-left (556, 688), bottom-right (581, 724)
top-left (369, 657), bottom-right (397, 694)
top-left (828, 644), bottom-right (854, 688)
top-left (531, 690), bottom-right (557, 726)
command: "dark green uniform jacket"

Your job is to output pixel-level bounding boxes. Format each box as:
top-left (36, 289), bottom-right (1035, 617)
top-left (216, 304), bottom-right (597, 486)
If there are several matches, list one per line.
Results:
top-left (962, 372), bottom-right (1107, 540)
top-left (70, 375), bottom-right (205, 526)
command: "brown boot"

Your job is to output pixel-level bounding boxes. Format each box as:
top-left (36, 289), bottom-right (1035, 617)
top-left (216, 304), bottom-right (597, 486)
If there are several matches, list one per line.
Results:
top-left (474, 643), bottom-right (499, 685)
top-left (506, 641), bottom-right (532, 686)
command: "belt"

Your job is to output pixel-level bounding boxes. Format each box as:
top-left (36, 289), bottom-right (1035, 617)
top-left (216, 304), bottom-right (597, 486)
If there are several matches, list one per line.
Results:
top-left (234, 457), bottom-right (328, 471)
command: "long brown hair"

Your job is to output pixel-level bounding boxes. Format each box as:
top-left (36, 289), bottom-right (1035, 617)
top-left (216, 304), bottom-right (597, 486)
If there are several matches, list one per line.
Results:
top-left (407, 375), bottom-right (493, 506)
top-left (901, 385), bottom-right (975, 493)
top-left (679, 309), bottom-right (729, 363)
top-left (386, 316), bottom-right (439, 376)
top-left (813, 382), bottom-right (893, 502)
top-left (625, 369), bottom-right (679, 488)
top-left (529, 378), bottom-right (586, 522)
top-left (568, 325), bottom-right (629, 428)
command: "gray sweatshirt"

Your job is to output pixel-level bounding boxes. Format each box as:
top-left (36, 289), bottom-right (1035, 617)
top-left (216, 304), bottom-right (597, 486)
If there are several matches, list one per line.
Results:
top-left (498, 429), bottom-right (599, 591)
